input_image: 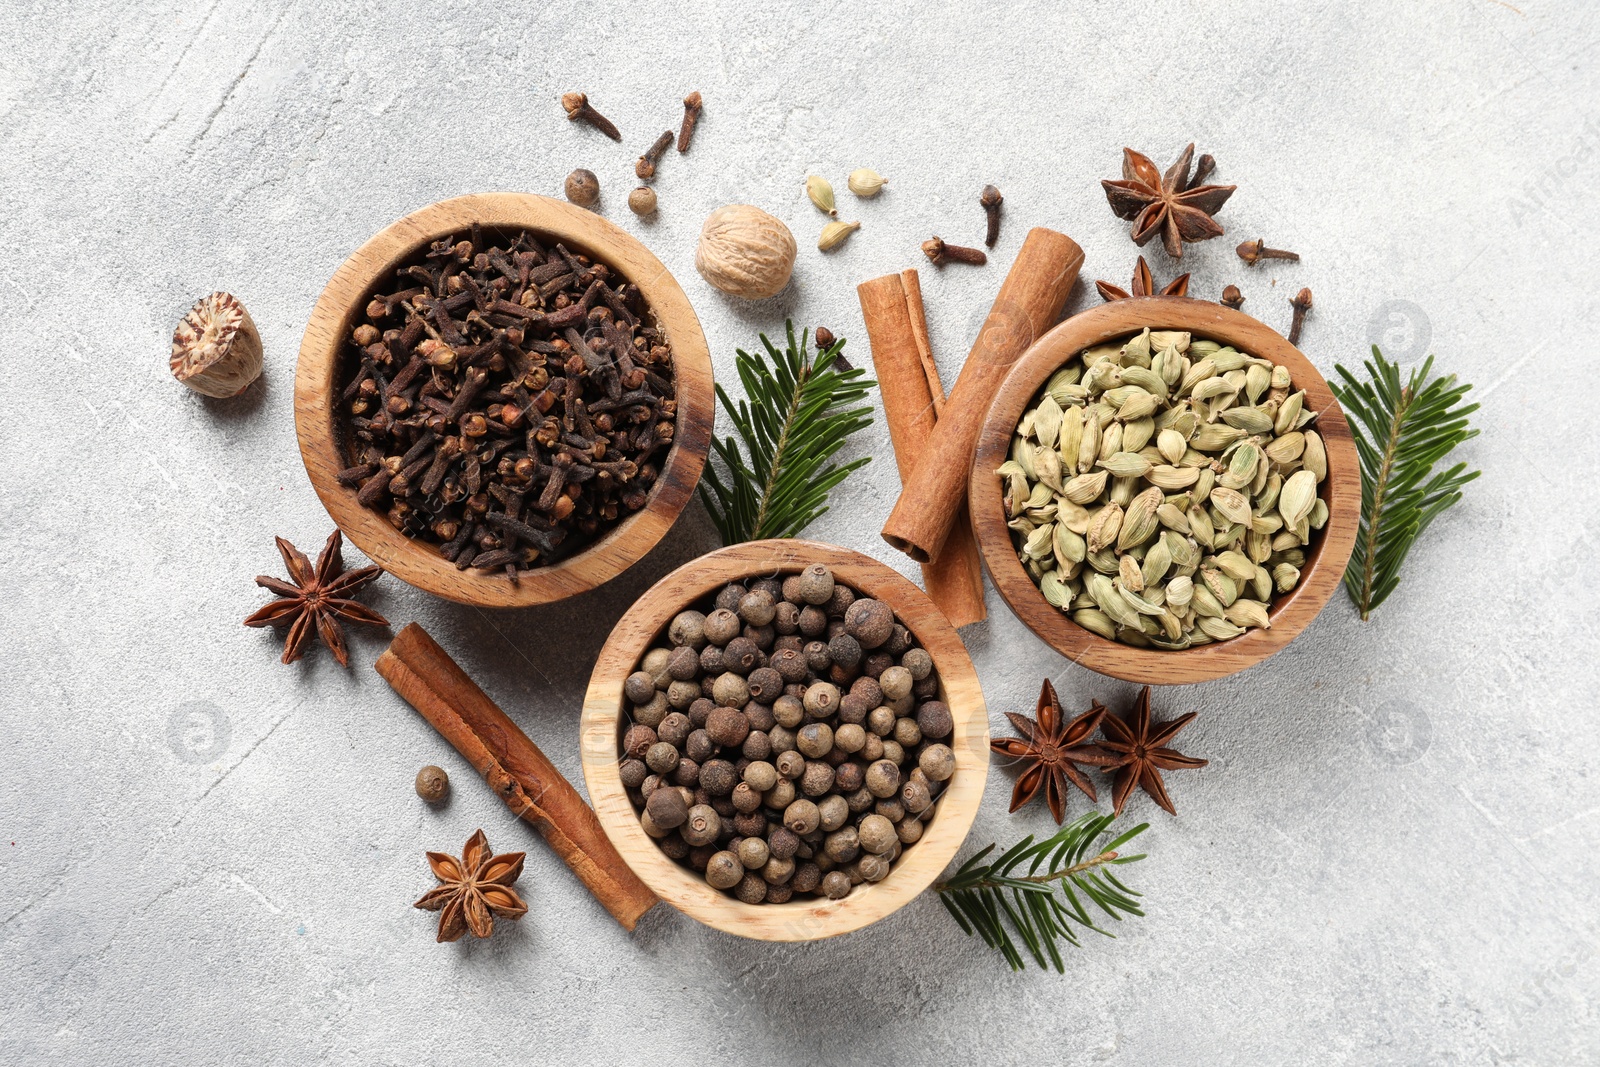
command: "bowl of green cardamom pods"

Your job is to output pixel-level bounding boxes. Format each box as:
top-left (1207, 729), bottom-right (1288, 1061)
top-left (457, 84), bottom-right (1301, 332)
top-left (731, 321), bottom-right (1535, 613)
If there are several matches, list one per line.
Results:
top-left (970, 297), bottom-right (1360, 685)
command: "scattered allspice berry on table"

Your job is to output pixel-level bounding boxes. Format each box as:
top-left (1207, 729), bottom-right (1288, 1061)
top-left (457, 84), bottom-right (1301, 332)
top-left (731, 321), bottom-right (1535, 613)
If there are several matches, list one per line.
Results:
top-left (415, 765), bottom-right (449, 803)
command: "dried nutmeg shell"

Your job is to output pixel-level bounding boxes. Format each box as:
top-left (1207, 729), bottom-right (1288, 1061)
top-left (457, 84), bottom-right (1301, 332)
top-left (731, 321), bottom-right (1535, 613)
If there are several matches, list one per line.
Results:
top-left (170, 292), bottom-right (263, 398)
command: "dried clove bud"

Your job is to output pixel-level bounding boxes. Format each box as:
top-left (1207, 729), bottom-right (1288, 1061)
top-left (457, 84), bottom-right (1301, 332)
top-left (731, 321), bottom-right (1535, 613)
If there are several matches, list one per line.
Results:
top-left (1288, 287), bottom-right (1313, 344)
top-left (677, 92), bottom-right (703, 153)
top-left (921, 236), bottom-right (986, 267)
top-left (1236, 239), bottom-right (1300, 266)
top-left (560, 92), bottom-right (621, 141)
top-left (980, 185), bottom-right (1003, 248)
top-left (635, 131), bottom-right (674, 182)
top-left (1220, 284), bottom-right (1245, 310)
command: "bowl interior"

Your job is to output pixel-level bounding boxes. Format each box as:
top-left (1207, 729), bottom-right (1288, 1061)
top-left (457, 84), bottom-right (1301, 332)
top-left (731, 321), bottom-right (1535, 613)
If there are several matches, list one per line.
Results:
top-left (579, 540), bottom-right (989, 942)
top-left (969, 297), bottom-right (1360, 685)
top-left (294, 192), bottom-right (713, 608)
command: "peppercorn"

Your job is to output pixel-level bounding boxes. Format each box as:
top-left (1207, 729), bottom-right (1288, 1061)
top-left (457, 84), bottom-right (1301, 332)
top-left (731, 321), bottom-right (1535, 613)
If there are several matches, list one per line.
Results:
top-left (770, 694), bottom-right (804, 730)
top-left (642, 646), bottom-right (673, 682)
top-left (817, 793), bottom-right (849, 832)
top-left (685, 728), bottom-right (715, 763)
top-left (900, 647), bottom-right (934, 681)
top-left (705, 706), bottom-right (750, 748)
top-left (793, 563), bottom-right (833, 606)
top-left (657, 711), bottom-right (692, 748)
top-left (735, 836), bottom-right (770, 870)
top-left (878, 665), bottom-right (913, 702)
top-left (783, 798), bottom-right (820, 834)
top-left (798, 606), bottom-right (829, 639)
top-left (705, 850), bottom-right (743, 889)
top-left (645, 741), bottom-right (680, 775)
top-left (707, 673), bottom-right (748, 710)
top-left (844, 599), bottom-right (893, 648)
top-left (646, 786), bottom-right (689, 829)
top-left (414, 765), bottom-right (450, 803)
top-left (862, 652), bottom-right (893, 679)
top-left (822, 871), bottom-right (852, 900)
top-left (901, 779), bottom-right (932, 815)
top-left (668, 610), bottom-right (707, 648)
top-left (736, 589), bottom-right (776, 627)
top-left (619, 758), bottom-right (648, 789)
top-left (624, 671), bottom-right (657, 705)
top-left (866, 706), bottom-right (895, 738)
top-left (773, 601), bottom-right (801, 635)
top-left (920, 743), bottom-right (956, 782)
top-left (623, 724), bottom-right (657, 759)
top-left (800, 760), bottom-right (835, 797)
top-left (864, 759), bottom-right (901, 799)
top-left (666, 680), bottom-right (699, 710)
top-left (857, 853), bottom-right (891, 883)
top-left (915, 701), bottom-right (953, 740)
top-left (764, 778), bottom-right (797, 811)
top-left (802, 682), bottom-right (839, 719)
top-left (747, 666), bottom-right (783, 703)
top-left (796, 722), bottom-right (834, 758)
top-left (893, 718), bottom-right (922, 748)
top-left (744, 700), bottom-right (776, 732)
top-left (681, 804), bottom-right (721, 846)
top-left (874, 798), bottom-right (906, 823)
top-left (700, 758), bottom-right (737, 796)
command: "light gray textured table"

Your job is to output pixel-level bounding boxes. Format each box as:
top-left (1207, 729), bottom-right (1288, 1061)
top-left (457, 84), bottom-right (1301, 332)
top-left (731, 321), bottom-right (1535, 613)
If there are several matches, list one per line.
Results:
top-left (3, 2), bottom-right (1595, 1064)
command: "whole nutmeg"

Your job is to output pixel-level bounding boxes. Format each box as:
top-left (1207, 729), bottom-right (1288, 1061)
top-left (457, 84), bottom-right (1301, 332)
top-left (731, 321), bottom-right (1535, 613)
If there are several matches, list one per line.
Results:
top-left (564, 168), bottom-right (600, 208)
top-left (628, 185), bottom-right (657, 216)
top-left (695, 204), bottom-right (796, 300)
top-left (170, 292), bottom-right (263, 398)
top-left (414, 765), bottom-right (449, 803)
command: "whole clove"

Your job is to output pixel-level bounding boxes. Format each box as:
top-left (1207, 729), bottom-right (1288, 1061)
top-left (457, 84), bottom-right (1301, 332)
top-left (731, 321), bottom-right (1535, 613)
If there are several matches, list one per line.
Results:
top-left (921, 236), bottom-right (987, 267)
top-left (636, 131), bottom-right (674, 182)
top-left (339, 229), bottom-right (677, 577)
top-left (677, 92), bottom-right (702, 153)
top-left (980, 185), bottom-right (1003, 248)
top-left (1221, 284), bottom-right (1245, 310)
top-left (561, 92), bottom-right (621, 141)
top-left (1288, 287), bottom-right (1313, 345)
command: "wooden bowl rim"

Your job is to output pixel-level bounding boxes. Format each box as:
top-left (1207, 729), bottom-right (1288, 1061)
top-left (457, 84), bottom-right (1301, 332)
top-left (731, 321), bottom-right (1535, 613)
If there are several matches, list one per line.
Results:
top-left (969, 296), bottom-right (1360, 685)
top-left (579, 539), bottom-right (990, 942)
top-left (294, 192), bottom-right (713, 608)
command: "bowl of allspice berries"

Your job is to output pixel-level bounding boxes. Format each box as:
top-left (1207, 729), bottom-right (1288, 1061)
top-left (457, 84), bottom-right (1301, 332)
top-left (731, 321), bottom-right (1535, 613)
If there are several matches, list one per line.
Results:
top-left (972, 297), bottom-right (1361, 685)
top-left (580, 541), bottom-right (988, 941)
top-left (295, 192), bottom-right (714, 607)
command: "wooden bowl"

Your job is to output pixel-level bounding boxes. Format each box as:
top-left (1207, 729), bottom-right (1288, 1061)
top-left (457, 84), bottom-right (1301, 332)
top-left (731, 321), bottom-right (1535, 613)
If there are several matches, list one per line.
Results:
top-left (294, 193), bottom-right (713, 607)
top-left (970, 297), bottom-right (1359, 685)
top-left (579, 540), bottom-right (989, 941)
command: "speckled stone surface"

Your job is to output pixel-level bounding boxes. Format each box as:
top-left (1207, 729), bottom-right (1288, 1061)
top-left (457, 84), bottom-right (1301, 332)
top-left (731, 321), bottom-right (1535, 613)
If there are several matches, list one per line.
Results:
top-left (3, 2), bottom-right (1597, 1064)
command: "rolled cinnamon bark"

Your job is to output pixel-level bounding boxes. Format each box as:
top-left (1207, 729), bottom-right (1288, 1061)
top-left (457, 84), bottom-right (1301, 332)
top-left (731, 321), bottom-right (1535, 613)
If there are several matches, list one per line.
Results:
top-left (880, 228), bottom-right (1083, 564)
top-left (376, 623), bottom-right (658, 931)
top-left (858, 269), bottom-right (986, 627)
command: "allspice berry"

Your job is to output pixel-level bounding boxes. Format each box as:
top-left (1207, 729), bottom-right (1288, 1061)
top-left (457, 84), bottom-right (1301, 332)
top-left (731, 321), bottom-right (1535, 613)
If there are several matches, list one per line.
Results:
top-left (628, 185), bottom-right (657, 216)
top-left (822, 870), bottom-right (852, 900)
top-left (844, 599), bottom-right (894, 649)
top-left (783, 798), bottom-right (820, 834)
top-left (681, 804), bottom-right (722, 846)
top-left (414, 765), bottom-right (449, 803)
top-left (703, 608), bottom-right (741, 646)
top-left (919, 743), bottom-right (956, 782)
top-left (796, 564), bottom-right (835, 605)
top-left (916, 700), bottom-right (953, 739)
top-left (735, 872), bottom-right (769, 904)
top-left (706, 706), bottom-right (751, 747)
top-left (646, 786), bottom-right (689, 829)
top-left (857, 814), bottom-right (896, 855)
top-left (865, 759), bottom-right (901, 798)
top-left (706, 850), bottom-right (744, 889)
top-left (736, 836), bottom-right (770, 870)
top-left (564, 168), bottom-right (600, 208)
top-left (624, 671), bottom-right (657, 704)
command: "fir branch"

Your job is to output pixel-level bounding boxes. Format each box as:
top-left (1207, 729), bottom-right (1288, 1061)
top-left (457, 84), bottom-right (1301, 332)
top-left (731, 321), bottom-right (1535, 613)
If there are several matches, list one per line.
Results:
top-left (934, 812), bottom-right (1148, 972)
top-left (1330, 347), bottom-right (1480, 620)
top-left (699, 322), bottom-right (876, 545)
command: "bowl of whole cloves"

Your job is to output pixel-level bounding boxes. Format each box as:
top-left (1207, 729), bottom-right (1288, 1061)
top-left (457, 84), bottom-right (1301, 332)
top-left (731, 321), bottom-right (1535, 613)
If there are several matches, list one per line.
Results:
top-left (295, 192), bottom-right (714, 607)
top-left (579, 539), bottom-right (989, 941)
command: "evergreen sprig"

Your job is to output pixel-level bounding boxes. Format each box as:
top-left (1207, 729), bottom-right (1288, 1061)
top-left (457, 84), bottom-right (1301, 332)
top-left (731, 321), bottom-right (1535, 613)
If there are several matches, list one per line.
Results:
top-left (935, 812), bottom-right (1148, 972)
top-left (699, 322), bottom-right (876, 545)
top-left (1330, 347), bottom-right (1480, 620)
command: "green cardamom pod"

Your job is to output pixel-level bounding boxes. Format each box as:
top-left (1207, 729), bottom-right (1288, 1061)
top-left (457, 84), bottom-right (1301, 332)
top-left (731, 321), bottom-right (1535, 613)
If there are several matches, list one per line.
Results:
top-left (1218, 444), bottom-right (1260, 490)
top-left (805, 175), bottom-right (837, 217)
top-left (1072, 608), bottom-right (1117, 640)
top-left (1098, 451), bottom-right (1153, 479)
top-left (1053, 522), bottom-right (1087, 566)
top-left (1148, 464), bottom-right (1200, 490)
top-left (1142, 537), bottom-right (1174, 587)
top-left (1198, 616), bottom-right (1245, 641)
top-left (1302, 430), bottom-right (1327, 482)
top-left (1062, 470), bottom-right (1108, 504)
top-left (1117, 487), bottom-right (1164, 551)
top-left (1034, 395), bottom-right (1063, 449)
top-left (1209, 486), bottom-right (1253, 527)
top-left (1086, 502), bottom-right (1124, 554)
top-left (1272, 563), bottom-right (1301, 593)
top-left (1274, 390), bottom-right (1305, 435)
top-left (1278, 469), bottom-right (1318, 530)
top-left (1221, 407), bottom-right (1275, 434)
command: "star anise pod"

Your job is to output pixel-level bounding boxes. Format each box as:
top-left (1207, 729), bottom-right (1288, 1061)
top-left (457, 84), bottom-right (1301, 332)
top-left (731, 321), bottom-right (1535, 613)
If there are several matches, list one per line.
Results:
top-left (1095, 255), bottom-right (1191, 302)
top-left (1097, 686), bottom-right (1208, 816)
top-left (242, 531), bottom-right (387, 667)
top-left (990, 679), bottom-right (1117, 824)
top-left (414, 829), bottom-right (528, 942)
top-left (1101, 144), bottom-right (1236, 259)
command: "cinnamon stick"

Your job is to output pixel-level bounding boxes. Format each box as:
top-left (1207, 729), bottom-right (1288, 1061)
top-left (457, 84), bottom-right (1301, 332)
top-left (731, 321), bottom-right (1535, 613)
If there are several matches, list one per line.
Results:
top-left (880, 227), bottom-right (1083, 564)
top-left (858, 269), bottom-right (986, 627)
top-left (376, 623), bottom-right (657, 931)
